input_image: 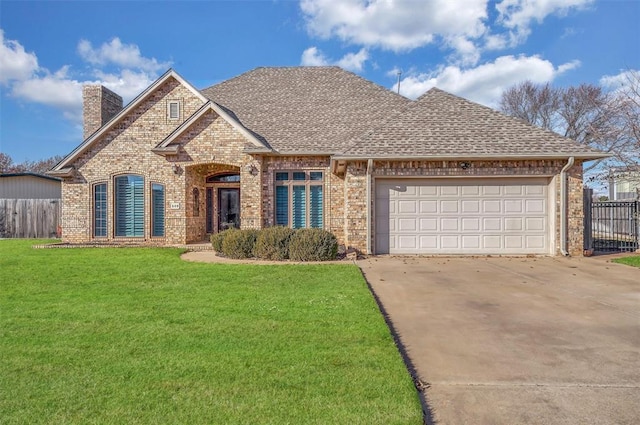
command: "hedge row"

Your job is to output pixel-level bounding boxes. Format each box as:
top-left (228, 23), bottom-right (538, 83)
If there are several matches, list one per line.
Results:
top-left (211, 227), bottom-right (338, 261)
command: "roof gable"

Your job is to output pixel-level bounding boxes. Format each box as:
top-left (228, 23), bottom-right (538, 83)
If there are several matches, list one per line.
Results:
top-left (155, 101), bottom-right (272, 153)
top-left (339, 88), bottom-right (607, 160)
top-left (51, 69), bottom-right (207, 172)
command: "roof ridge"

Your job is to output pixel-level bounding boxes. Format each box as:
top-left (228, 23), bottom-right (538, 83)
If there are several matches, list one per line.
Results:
top-left (200, 66), bottom-right (346, 92)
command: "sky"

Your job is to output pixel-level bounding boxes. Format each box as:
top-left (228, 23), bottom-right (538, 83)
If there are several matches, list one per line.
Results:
top-left (0, 0), bottom-right (639, 164)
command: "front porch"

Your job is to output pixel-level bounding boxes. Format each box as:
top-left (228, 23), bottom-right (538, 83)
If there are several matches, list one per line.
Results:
top-left (184, 162), bottom-right (261, 243)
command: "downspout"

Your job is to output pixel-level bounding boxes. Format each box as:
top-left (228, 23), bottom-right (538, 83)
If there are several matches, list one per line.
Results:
top-left (366, 159), bottom-right (373, 255)
top-left (560, 156), bottom-right (575, 256)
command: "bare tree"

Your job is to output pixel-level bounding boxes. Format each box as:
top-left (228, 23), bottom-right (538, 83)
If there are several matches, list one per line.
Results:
top-left (0, 152), bottom-right (13, 173)
top-left (617, 70), bottom-right (640, 161)
top-left (499, 80), bottom-right (639, 174)
top-left (0, 153), bottom-right (64, 174)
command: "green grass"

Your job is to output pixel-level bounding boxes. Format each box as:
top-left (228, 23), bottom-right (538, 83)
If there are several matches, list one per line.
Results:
top-left (612, 255), bottom-right (640, 268)
top-left (0, 240), bottom-right (420, 424)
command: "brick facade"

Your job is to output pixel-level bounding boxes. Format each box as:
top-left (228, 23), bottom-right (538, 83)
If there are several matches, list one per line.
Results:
top-left (82, 86), bottom-right (123, 140)
top-left (60, 77), bottom-right (586, 256)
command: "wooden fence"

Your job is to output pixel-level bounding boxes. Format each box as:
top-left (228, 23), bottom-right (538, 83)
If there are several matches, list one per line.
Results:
top-left (0, 199), bottom-right (61, 238)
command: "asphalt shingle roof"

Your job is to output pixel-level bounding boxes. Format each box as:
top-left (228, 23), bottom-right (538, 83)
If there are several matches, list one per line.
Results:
top-left (202, 68), bottom-right (604, 159)
top-left (201, 67), bottom-right (410, 154)
top-left (341, 88), bottom-right (604, 158)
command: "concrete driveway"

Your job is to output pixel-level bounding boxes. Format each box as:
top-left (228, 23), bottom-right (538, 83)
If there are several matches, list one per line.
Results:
top-left (359, 255), bottom-right (640, 425)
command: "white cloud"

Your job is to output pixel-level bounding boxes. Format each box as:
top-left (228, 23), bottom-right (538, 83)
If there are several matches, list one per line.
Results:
top-left (301, 0), bottom-right (593, 65)
top-left (395, 55), bottom-right (580, 106)
top-left (77, 38), bottom-right (170, 72)
top-left (300, 0), bottom-right (488, 60)
top-left (600, 69), bottom-right (638, 89)
top-left (336, 48), bottom-right (369, 71)
top-left (301, 46), bottom-right (369, 72)
top-left (3, 34), bottom-right (171, 123)
top-left (496, 0), bottom-right (594, 45)
top-left (11, 67), bottom-right (83, 120)
top-left (0, 29), bottom-right (39, 84)
top-left (301, 46), bottom-right (329, 66)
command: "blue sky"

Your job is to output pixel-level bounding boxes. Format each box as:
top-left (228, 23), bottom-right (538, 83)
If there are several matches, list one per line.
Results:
top-left (1, 0), bottom-right (638, 163)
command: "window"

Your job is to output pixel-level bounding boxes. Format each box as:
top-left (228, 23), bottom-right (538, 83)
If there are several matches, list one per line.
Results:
top-left (192, 188), bottom-right (200, 217)
top-left (275, 171), bottom-right (323, 229)
top-left (93, 183), bottom-right (107, 237)
top-left (168, 101), bottom-right (180, 120)
top-left (115, 175), bottom-right (144, 237)
top-left (206, 173), bottom-right (240, 183)
top-left (152, 183), bottom-right (165, 237)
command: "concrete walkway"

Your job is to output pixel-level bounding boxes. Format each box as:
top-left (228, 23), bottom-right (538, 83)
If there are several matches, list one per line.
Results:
top-left (359, 255), bottom-right (640, 424)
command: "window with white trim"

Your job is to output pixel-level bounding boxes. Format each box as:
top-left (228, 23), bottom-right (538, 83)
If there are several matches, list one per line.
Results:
top-left (168, 101), bottom-right (180, 120)
top-left (275, 171), bottom-right (323, 229)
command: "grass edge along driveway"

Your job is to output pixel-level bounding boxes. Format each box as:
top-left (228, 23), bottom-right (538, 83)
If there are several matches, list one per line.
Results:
top-left (0, 240), bottom-right (421, 424)
top-left (613, 255), bottom-right (640, 268)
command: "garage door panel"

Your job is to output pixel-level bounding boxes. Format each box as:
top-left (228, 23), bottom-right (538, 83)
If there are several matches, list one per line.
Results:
top-left (482, 186), bottom-right (501, 196)
top-left (419, 235), bottom-right (438, 248)
top-left (462, 218), bottom-right (480, 231)
top-left (462, 235), bottom-right (480, 249)
top-left (483, 235), bottom-right (502, 249)
top-left (526, 235), bottom-right (546, 249)
top-left (526, 199), bottom-right (545, 213)
top-left (483, 200), bottom-right (501, 213)
top-left (441, 186), bottom-right (459, 196)
top-left (420, 218), bottom-right (437, 231)
top-left (398, 218), bottom-right (416, 231)
top-left (504, 217), bottom-right (523, 231)
top-left (376, 178), bottom-right (550, 255)
top-left (398, 235), bottom-right (417, 249)
top-left (461, 186), bottom-right (480, 196)
top-left (419, 186), bottom-right (437, 196)
top-left (420, 200), bottom-right (437, 213)
top-left (399, 200), bottom-right (417, 213)
top-left (441, 200), bottom-right (459, 213)
top-left (526, 185), bottom-right (545, 195)
top-left (441, 218), bottom-right (459, 231)
top-left (441, 235), bottom-right (460, 249)
top-left (504, 186), bottom-right (524, 195)
top-left (483, 217), bottom-right (502, 231)
top-left (526, 217), bottom-right (545, 231)
top-left (462, 200), bottom-right (480, 213)
top-left (504, 200), bottom-right (523, 213)
top-left (504, 235), bottom-right (524, 248)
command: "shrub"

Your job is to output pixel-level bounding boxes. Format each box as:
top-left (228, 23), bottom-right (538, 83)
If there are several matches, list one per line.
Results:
top-left (221, 228), bottom-right (259, 259)
top-left (289, 228), bottom-right (338, 262)
top-left (210, 229), bottom-right (233, 253)
top-left (254, 226), bottom-right (295, 260)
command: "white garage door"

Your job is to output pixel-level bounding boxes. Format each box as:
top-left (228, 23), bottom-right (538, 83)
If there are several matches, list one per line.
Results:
top-left (375, 178), bottom-right (551, 255)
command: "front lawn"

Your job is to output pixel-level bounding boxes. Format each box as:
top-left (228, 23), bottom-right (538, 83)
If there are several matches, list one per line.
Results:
top-left (612, 255), bottom-right (640, 268)
top-left (0, 240), bottom-right (420, 424)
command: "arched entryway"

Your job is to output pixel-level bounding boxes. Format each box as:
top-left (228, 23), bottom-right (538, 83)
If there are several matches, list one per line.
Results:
top-left (205, 172), bottom-right (241, 234)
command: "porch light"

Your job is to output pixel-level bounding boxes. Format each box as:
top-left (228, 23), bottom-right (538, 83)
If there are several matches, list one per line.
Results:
top-left (172, 164), bottom-right (182, 174)
top-left (244, 164), bottom-right (258, 176)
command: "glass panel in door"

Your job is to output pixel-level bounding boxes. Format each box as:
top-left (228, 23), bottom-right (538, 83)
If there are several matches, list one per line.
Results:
top-left (218, 188), bottom-right (240, 231)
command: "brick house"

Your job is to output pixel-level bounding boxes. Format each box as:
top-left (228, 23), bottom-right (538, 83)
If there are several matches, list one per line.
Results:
top-left (49, 67), bottom-right (605, 255)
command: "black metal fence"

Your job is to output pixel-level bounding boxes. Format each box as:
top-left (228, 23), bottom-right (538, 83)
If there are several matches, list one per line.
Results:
top-left (584, 189), bottom-right (639, 252)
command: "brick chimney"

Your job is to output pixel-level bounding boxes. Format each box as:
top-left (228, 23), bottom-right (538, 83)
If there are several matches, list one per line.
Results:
top-left (82, 85), bottom-right (123, 140)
